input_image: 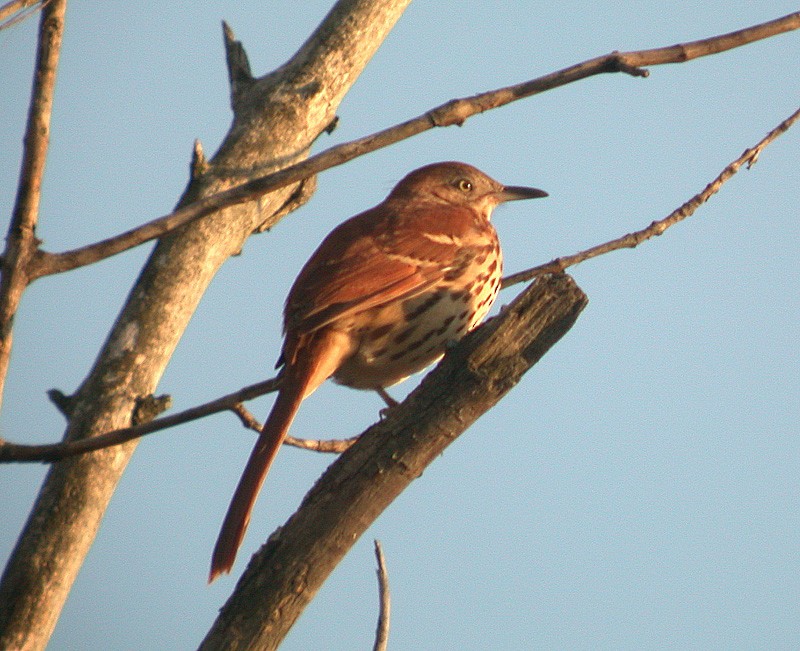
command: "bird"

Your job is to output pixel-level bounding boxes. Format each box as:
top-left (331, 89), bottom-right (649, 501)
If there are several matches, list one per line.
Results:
top-left (209, 161), bottom-right (547, 581)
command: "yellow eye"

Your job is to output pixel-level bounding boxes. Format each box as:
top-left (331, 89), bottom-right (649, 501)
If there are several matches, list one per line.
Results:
top-left (457, 179), bottom-right (473, 192)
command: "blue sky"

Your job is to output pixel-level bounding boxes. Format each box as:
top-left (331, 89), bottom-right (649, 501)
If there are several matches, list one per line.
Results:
top-left (1, 2), bottom-right (799, 649)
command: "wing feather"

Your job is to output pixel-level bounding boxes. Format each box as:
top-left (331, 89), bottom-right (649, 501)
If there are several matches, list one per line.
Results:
top-left (284, 202), bottom-right (481, 335)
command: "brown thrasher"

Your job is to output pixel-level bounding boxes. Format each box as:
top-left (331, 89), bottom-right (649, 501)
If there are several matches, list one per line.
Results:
top-left (209, 161), bottom-right (547, 581)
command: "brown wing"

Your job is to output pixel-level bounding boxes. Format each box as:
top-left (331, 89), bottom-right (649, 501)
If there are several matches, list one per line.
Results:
top-left (283, 201), bottom-right (480, 336)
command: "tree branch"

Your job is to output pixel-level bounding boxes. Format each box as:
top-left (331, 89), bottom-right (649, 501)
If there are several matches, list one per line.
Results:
top-left (0, 0), bottom-right (65, 410)
top-left (373, 540), bottom-right (391, 651)
top-left (229, 403), bottom-right (359, 454)
top-left (3, 104), bottom-right (795, 463)
top-left (222, 20), bottom-right (253, 106)
top-left (0, 379), bottom-right (275, 463)
top-left (199, 273), bottom-right (588, 650)
top-left (26, 11), bottom-right (800, 280)
top-left (0, 0), bottom-right (42, 30)
top-left (0, 2), bottom-right (413, 649)
top-left (502, 104), bottom-right (800, 288)
top-left (0, 378), bottom-right (358, 463)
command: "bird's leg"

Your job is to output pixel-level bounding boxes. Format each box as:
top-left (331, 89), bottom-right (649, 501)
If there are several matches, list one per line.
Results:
top-left (376, 387), bottom-right (398, 407)
top-left (376, 387), bottom-right (399, 418)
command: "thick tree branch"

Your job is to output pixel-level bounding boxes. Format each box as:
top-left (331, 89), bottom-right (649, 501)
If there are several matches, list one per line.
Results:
top-left (502, 105), bottom-right (800, 288)
top-left (199, 273), bottom-right (588, 650)
top-left (26, 11), bottom-right (800, 279)
top-left (0, 0), bottom-right (64, 410)
top-left (0, 2), bottom-right (412, 649)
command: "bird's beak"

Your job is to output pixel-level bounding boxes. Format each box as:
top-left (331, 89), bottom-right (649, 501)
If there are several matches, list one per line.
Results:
top-left (499, 185), bottom-right (549, 202)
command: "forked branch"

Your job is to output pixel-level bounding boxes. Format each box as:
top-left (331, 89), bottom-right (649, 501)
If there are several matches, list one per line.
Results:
top-left (1, 104), bottom-right (797, 464)
top-left (0, 0), bottom-right (65, 408)
top-left (0, 377), bottom-right (358, 463)
top-left (27, 11), bottom-right (800, 279)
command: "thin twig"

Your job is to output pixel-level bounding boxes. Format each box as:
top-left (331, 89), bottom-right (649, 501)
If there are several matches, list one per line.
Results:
top-left (0, 0), bottom-right (42, 30)
top-left (373, 540), bottom-right (391, 651)
top-left (0, 378), bottom-right (278, 463)
top-left (28, 12), bottom-right (800, 279)
top-left (0, 0), bottom-right (65, 411)
top-left (0, 376), bottom-right (359, 462)
top-left (2, 105), bottom-right (796, 464)
top-left (230, 402), bottom-right (359, 453)
top-left (230, 402), bottom-right (262, 432)
top-left (502, 105), bottom-right (800, 288)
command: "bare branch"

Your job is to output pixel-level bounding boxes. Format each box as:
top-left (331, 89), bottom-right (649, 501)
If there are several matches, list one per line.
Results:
top-left (230, 403), bottom-right (359, 453)
top-left (200, 274), bottom-right (588, 650)
top-left (0, 0), bottom-right (42, 30)
top-left (283, 434), bottom-right (359, 454)
top-left (622, 14), bottom-right (800, 66)
top-left (0, 378), bottom-right (277, 463)
top-left (0, 2), bottom-right (412, 648)
top-left (502, 105), bottom-right (800, 288)
top-left (190, 139), bottom-right (208, 181)
top-left (229, 401), bottom-right (263, 433)
top-left (5, 105), bottom-right (795, 464)
top-left (0, 0), bottom-right (65, 411)
top-left (27, 12), bottom-right (800, 280)
top-left (373, 540), bottom-right (391, 651)
top-left (0, 376), bottom-right (358, 463)
top-left (223, 20), bottom-right (253, 106)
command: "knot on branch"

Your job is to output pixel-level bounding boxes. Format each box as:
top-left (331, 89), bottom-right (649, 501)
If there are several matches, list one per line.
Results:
top-left (48, 388), bottom-right (76, 418)
top-left (132, 394), bottom-right (172, 426)
top-left (191, 139), bottom-right (209, 181)
top-left (604, 52), bottom-right (649, 77)
top-left (428, 99), bottom-right (473, 127)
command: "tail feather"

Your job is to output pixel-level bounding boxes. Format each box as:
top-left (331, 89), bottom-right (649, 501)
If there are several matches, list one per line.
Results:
top-left (208, 381), bottom-right (303, 582)
top-left (208, 329), bottom-right (351, 582)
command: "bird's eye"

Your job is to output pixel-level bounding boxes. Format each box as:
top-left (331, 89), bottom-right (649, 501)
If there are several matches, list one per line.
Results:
top-left (456, 179), bottom-right (473, 192)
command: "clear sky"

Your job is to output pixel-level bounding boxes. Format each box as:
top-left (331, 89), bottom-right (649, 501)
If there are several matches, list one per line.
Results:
top-left (1, 2), bottom-right (799, 649)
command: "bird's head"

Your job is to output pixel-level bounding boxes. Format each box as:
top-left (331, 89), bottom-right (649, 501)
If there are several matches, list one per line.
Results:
top-left (387, 161), bottom-right (547, 219)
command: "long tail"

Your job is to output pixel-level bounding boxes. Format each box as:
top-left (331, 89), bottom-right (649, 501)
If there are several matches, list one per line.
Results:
top-left (208, 330), bottom-right (348, 582)
top-left (208, 378), bottom-right (304, 582)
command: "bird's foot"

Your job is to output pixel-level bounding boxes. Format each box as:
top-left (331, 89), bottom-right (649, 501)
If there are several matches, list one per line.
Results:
top-left (376, 387), bottom-right (399, 419)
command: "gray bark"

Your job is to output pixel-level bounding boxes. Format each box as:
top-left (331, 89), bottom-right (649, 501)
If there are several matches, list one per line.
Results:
top-left (199, 273), bottom-right (588, 650)
top-left (0, 2), bottom-right (411, 649)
